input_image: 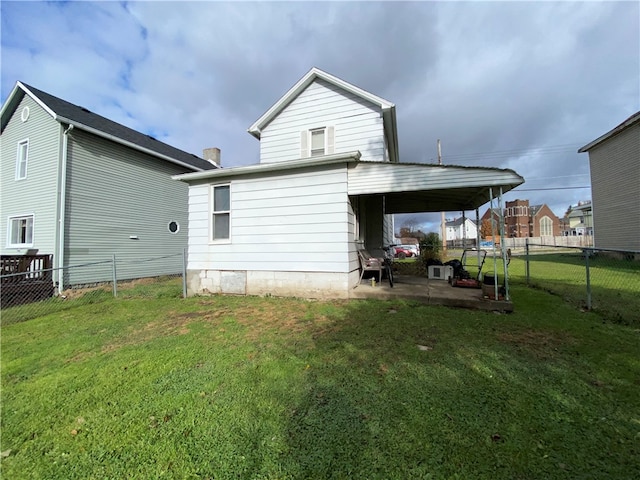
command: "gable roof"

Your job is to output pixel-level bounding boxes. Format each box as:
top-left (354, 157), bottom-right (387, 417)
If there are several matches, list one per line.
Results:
top-left (248, 67), bottom-right (399, 163)
top-left (446, 217), bottom-right (476, 228)
top-left (1, 81), bottom-right (217, 172)
top-left (578, 111), bottom-right (640, 152)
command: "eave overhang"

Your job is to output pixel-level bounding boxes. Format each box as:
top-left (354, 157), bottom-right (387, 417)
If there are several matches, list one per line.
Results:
top-left (173, 151), bottom-right (362, 183)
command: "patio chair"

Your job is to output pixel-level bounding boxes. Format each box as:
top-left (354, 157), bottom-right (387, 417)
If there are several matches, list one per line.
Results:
top-left (357, 249), bottom-right (383, 286)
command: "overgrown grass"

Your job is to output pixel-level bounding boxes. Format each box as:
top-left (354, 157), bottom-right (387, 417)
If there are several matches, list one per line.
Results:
top-left (1, 279), bottom-right (639, 479)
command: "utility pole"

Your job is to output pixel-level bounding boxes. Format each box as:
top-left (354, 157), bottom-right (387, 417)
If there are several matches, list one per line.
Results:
top-left (438, 139), bottom-right (447, 257)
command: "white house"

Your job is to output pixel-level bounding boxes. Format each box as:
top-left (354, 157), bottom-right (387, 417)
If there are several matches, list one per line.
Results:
top-left (175, 68), bottom-right (524, 299)
top-left (445, 217), bottom-right (478, 243)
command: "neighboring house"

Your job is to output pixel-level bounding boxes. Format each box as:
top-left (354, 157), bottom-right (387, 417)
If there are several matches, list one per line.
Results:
top-left (579, 111), bottom-right (640, 251)
top-left (445, 217), bottom-right (477, 242)
top-left (1, 81), bottom-right (218, 290)
top-left (481, 199), bottom-right (560, 238)
top-left (563, 201), bottom-right (593, 236)
top-left (175, 68), bottom-right (524, 299)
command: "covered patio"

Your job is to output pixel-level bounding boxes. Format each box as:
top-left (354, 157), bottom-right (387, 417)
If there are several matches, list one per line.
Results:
top-left (348, 161), bottom-right (524, 308)
top-left (351, 274), bottom-right (513, 312)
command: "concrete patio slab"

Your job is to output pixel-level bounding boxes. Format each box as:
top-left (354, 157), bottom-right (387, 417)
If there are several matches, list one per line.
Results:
top-left (350, 275), bottom-right (513, 312)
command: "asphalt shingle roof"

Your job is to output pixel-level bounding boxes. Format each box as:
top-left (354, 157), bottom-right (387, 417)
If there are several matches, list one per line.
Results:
top-left (6, 82), bottom-right (216, 172)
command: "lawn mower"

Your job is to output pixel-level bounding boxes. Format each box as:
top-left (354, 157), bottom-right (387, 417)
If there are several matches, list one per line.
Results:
top-left (446, 249), bottom-right (487, 288)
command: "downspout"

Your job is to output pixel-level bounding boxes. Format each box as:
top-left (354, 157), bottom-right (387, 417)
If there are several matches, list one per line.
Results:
top-left (57, 124), bottom-right (73, 291)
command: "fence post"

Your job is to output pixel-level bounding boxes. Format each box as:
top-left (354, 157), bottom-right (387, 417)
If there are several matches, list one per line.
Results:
top-left (182, 247), bottom-right (188, 299)
top-left (525, 238), bottom-right (530, 285)
top-left (585, 249), bottom-right (592, 310)
top-left (112, 254), bottom-right (117, 298)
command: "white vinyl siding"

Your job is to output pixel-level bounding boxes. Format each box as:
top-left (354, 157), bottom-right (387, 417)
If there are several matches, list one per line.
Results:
top-left (187, 164), bottom-right (352, 273)
top-left (260, 78), bottom-right (385, 164)
top-left (0, 95), bottom-right (59, 257)
top-left (7, 214), bottom-right (34, 247)
top-left (16, 139), bottom-right (29, 179)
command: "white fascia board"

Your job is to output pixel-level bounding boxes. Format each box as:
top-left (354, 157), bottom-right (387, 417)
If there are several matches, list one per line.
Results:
top-left (248, 67), bottom-right (395, 139)
top-left (173, 151), bottom-right (362, 183)
top-left (54, 115), bottom-right (205, 172)
top-left (15, 82), bottom-right (58, 119)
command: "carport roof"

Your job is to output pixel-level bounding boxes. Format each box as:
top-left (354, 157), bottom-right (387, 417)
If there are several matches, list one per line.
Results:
top-left (348, 161), bottom-right (524, 213)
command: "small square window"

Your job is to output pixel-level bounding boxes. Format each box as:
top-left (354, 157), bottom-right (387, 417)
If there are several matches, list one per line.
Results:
top-left (16, 140), bottom-right (28, 180)
top-left (8, 215), bottom-right (34, 247)
top-left (211, 184), bottom-right (230, 241)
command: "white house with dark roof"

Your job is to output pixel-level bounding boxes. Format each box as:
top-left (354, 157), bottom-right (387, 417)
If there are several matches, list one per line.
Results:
top-left (175, 68), bottom-right (524, 299)
top-left (1, 81), bottom-right (218, 290)
top-left (579, 111), bottom-right (640, 252)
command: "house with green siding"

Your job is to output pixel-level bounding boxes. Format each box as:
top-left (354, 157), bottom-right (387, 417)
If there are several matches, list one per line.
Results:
top-left (1, 81), bottom-right (218, 290)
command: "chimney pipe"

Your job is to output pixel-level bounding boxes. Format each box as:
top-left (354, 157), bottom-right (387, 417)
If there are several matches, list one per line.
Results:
top-left (203, 147), bottom-right (221, 167)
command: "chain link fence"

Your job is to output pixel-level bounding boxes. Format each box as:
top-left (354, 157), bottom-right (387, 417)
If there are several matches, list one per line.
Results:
top-left (510, 243), bottom-right (640, 325)
top-left (1, 252), bottom-right (187, 325)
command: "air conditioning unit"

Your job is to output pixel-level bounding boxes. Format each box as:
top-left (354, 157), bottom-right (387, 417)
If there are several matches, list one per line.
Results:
top-left (428, 265), bottom-right (453, 281)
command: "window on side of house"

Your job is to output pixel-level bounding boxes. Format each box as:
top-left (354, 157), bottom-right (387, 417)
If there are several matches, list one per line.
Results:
top-left (211, 184), bottom-right (230, 241)
top-left (8, 215), bottom-right (34, 247)
top-left (16, 139), bottom-right (29, 180)
top-left (310, 128), bottom-right (325, 156)
top-left (301, 126), bottom-right (334, 158)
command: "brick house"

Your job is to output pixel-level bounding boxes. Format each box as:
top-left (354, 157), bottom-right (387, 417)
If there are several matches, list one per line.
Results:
top-left (481, 199), bottom-right (560, 238)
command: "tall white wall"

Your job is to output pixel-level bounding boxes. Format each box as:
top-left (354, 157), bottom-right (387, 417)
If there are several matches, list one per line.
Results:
top-left (259, 78), bottom-right (386, 164)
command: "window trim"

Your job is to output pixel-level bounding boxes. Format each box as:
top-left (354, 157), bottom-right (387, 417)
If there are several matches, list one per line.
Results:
top-left (210, 183), bottom-right (231, 243)
top-left (310, 127), bottom-right (326, 156)
top-left (7, 214), bottom-right (35, 248)
top-left (16, 139), bottom-right (29, 180)
top-left (301, 126), bottom-right (334, 158)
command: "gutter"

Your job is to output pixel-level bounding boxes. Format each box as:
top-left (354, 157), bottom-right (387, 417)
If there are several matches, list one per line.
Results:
top-left (54, 115), bottom-right (208, 172)
top-left (173, 151), bottom-right (362, 183)
top-left (57, 123), bottom-right (74, 292)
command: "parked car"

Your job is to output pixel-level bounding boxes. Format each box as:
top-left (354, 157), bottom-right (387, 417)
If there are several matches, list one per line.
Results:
top-left (402, 244), bottom-right (419, 257)
top-left (394, 246), bottom-right (414, 258)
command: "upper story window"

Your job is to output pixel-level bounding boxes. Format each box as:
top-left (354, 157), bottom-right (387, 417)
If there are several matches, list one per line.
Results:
top-left (16, 139), bottom-right (29, 180)
top-left (301, 126), bottom-right (334, 158)
top-left (211, 184), bottom-right (230, 242)
top-left (8, 214), bottom-right (34, 247)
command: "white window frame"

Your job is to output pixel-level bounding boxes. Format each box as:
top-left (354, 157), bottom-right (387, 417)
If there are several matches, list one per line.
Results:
top-left (310, 128), bottom-right (326, 156)
top-left (7, 214), bottom-right (35, 248)
top-left (210, 184), bottom-right (231, 243)
top-left (301, 126), bottom-right (334, 158)
top-left (16, 139), bottom-right (29, 180)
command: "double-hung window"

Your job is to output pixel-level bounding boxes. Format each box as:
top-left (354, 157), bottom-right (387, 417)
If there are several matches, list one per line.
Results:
top-left (211, 184), bottom-right (230, 241)
top-left (301, 126), bottom-right (334, 158)
top-left (16, 139), bottom-right (29, 180)
top-left (8, 215), bottom-right (34, 247)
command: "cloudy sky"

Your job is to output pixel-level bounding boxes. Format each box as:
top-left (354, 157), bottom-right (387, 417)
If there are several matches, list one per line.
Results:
top-left (2, 1), bottom-right (638, 232)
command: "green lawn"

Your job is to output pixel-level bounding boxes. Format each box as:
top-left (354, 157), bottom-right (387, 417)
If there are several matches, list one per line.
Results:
top-left (1, 279), bottom-right (639, 479)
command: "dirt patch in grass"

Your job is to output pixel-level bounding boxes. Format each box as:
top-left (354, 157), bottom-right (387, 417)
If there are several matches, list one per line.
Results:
top-left (497, 329), bottom-right (576, 359)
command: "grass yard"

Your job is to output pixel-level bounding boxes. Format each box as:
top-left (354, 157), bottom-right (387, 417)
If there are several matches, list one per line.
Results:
top-left (1, 279), bottom-right (639, 479)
